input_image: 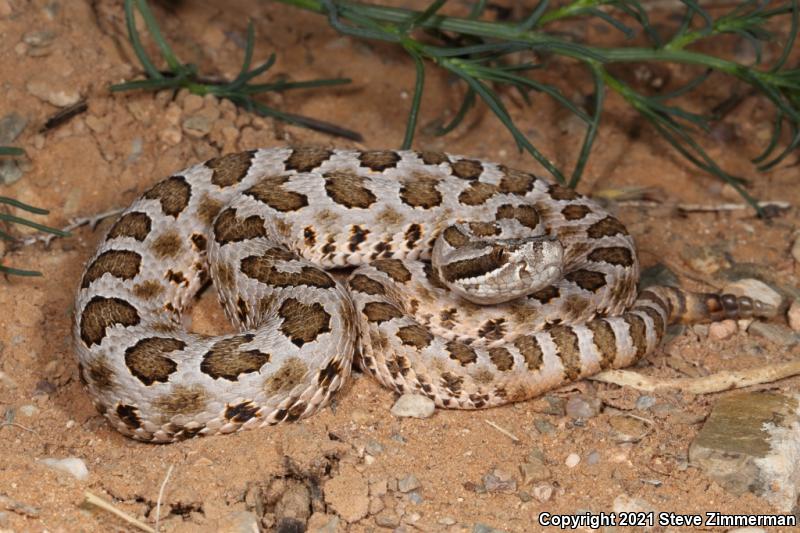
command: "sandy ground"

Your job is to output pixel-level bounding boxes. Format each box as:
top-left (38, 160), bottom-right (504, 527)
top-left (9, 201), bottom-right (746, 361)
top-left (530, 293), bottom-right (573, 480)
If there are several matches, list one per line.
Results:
top-left (0, 1), bottom-right (799, 532)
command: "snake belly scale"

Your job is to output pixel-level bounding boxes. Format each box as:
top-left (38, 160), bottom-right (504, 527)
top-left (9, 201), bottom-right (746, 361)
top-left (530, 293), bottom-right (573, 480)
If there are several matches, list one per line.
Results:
top-left (74, 147), bottom-right (758, 442)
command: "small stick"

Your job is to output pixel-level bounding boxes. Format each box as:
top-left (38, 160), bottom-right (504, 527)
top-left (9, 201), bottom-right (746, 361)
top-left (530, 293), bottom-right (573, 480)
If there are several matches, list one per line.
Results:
top-left (155, 464), bottom-right (174, 532)
top-left (20, 207), bottom-right (125, 247)
top-left (485, 419), bottom-right (520, 443)
top-left (676, 200), bottom-right (789, 214)
top-left (83, 491), bottom-right (155, 533)
top-left (589, 360), bottom-right (800, 394)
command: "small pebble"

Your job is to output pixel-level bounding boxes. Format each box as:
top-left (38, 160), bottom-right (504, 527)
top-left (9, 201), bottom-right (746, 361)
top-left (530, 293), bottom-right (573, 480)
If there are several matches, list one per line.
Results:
top-left (390, 394), bottom-right (435, 418)
top-left (26, 76), bottom-right (81, 107)
top-left (565, 453), bottom-right (581, 468)
top-left (791, 234), bottom-right (800, 263)
top-left (608, 415), bottom-right (650, 443)
top-left (518, 459), bottom-right (551, 485)
top-left (635, 395), bottom-right (656, 410)
top-left (747, 322), bottom-right (799, 347)
top-left (787, 300), bottom-right (800, 332)
top-left (0, 113), bottom-right (28, 144)
top-left (365, 440), bottom-right (384, 456)
top-left (586, 450), bottom-right (601, 465)
top-left (533, 419), bottom-right (555, 434)
top-left (438, 517), bottom-right (456, 526)
top-left (38, 457), bottom-right (89, 481)
top-left (566, 395), bottom-right (601, 419)
top-left (407, 491), bottom-right (423, 504)
top-left (483, 468), bottom-right (517, 493)
top-left (217, 510), bottom-right (259, 533)
top-left (397, 474), bottom-right (420, 493)
top-left (19, 404), bottom-right (39, 417)
top-left (539, 395), bottom-right (566, 416)
top-left (709, 319), bottom-right (737, 340)
top-left (532, 483), bottom-right (553, 502)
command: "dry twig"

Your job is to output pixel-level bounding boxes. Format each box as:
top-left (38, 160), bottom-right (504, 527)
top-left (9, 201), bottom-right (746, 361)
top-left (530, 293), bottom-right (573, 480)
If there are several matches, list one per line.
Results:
top-left (83, 491), bottom-right (155, 533)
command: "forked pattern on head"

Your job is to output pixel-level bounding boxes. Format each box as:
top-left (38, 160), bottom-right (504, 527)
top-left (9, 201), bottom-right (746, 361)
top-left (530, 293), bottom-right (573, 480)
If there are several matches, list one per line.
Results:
top-left (73, 148), bottom-right (773, 442)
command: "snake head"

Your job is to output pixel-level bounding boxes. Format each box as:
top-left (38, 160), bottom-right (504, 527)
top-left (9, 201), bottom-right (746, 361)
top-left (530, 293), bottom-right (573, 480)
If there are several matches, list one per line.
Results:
top-left (434, 235), bottom-right (564, 305)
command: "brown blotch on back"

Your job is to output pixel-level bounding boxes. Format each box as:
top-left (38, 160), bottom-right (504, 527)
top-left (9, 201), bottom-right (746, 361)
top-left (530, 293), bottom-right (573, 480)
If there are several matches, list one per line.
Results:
top-left (165, 269), bottom-right (187, 286)
top-left (207, 150), bottom-right (255, 187)
top-left (565, 269), bottom-right (606, 292)
top-left (531, 285), bottom-right (560, 304)
top-left (324, 170), bottom-right (377, 208)
top-left (82, 250), bottom-right (142, 288)
top-left (587, 319), bottom-right (617, 368)
top-left (359, 150), bottom-right (400, 171)
top-left (124, 337), bottom-right (183, 386)
top-left (404, 223), bottom-right (422, 250)
top-left (561, 204), bottom-right (592, 220)
top-left (80, 296), bottom-right (140, 347)
top-left (85, 355), bottom-right (114, 390)
top-left (588, 246), bottom-right (634, 267)
top-left (116, 404), bottom-right (141, 429)
top-left (459, 182), bottom-right (498, 206)
top-left (285, 147), bottom-right (333, 172)
top-left (451, 159), bottom-right (483, 180)
top-left (224, 400), bottom-right (260, 423)
top-left (150, 230), bottom-right (183, 259)
top-left (197, 195), bottom-right (224, 225)
top-left (423, 262), bottom-right (447, 289)
top-left (240, 255), bottom-right (335, 289)
top-left (514, 335), bottom-right (544, 371)
top-left (143, 176), bottom-right (191, 217)
top-left (441, 372), bottom-right (463, 394)
top-left (396, 324), bottom-right (433, 348)
top-left (400, 174), bottom-right (442, 209)
top-left (488, 346), bottom-right (514, 371)
top-left (215, 262), bottom-right (235, 292)
top-left (626, 314), bottom-right (648, 359)
top-left (496, 204), bottom-right (540, 229)
top-left (587, 215), bottom-right (628, 238)
top-left (478, 318), bottom-right (507, 341)
top-left (278, 298), bottom-right (331, 347)
top-left (246, 175), bottom-right (309, 212)
top-left (442, 226), bottom-right (469, 248)
top-left (548, 183), bottom-right (579, 201)
top-left (107, 212), bottom-right (151, 241)
top-left (153, 384), bottom-right (208, 417)
top-left (349, 225), bottom-right (369, 252)
top-left (372, 258), bottom-right (411, 283)
top-left (201, 334), bottom-right (270, 381)
top-left (548, 325), bottom-right (582, 381)
top-left (417, 151), bottom-right (450, 166)
top-left (498, 167), bottom-right (536, 194)
top-left (317, 358), bottom-right (343, 389)
top-left (439, 246), bottom-right (507, 282)
top-left (191, 233), bottom-right (207, 251)
top-left (468, 222), bottom-right (501, 237)
top-left (266, 357), bottom-right (308, 394)
top-left (639, 307), bottom-right (664, 343)
top-left (638, 289), bottom-right (669, 315)
top-left (362, 301), bottom-right (403, 323)
top-left (348, 274), bottom-right (386, 295)
top-left (447, 340), bottom-right (477, 366)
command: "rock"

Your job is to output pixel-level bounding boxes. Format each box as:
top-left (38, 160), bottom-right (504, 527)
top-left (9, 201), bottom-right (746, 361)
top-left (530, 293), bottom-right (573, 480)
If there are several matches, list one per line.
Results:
top-left (586, 450), bottom-right (601, 465)
top-left (709, 319), bottom-right (737, 340)
top-left (374, 511), bottom-right (400, 528)
top-left (306, 513), bottom-right (340, 533)
top-left (538, 395), bottom-right (566, 416)
top-left (613, 494), bottom-right (656, 515)
top-left (407, 491), bottom-right (423, 504)
top-left (723, 278), bottom-right (782, 311)
top-left (788, 300), bottom-right (800, 332)
top-left (0, 158), bottom-right (23, 185)
top-left (217, 511), bottom-right (260, 533)
top-left (276, 518), bottom-right (304, 533)
top-left (689, 392), bottom-right (800, 511)
top-left (482, 468), bottom-right (516, 493)
top-left (518, 458), bottom-right (551, 485)
top-left (324, 465), bottom-right (369, 523)
top-left (26, 75), bottom-right (81, 107)
top-left (792, 234), bottom-right (800, 263)
top-left (533, 419), bottom-right (555, 434)
top-left (19, 404), bottom-right (38, 417)
top-left (472, 523), bottom-right (506, 533)
top-left (0, 113), bottom-right (27, 144)
top-left (608, 415), bottom-right (651, 443)
top-left (397, 474), bottom-right (420, 493)
top-left (747, 322), bottom-right (799, 347)
top-left (368, 496), bottom-right (384, 515)
top-left (438, 516), bottom-right (456, 525)
top-left (38, 457), bottom-right (89, 481)
top-left (566, 395), bottom-right (601, 419)
top-left (390, 394), bottom-right (435, 418)
top-left (635, 395), bottom-right (656, 410)
top-left (182, 93), bottom-right (204, 114)
top-left (365, 440), bottom-right (384, 456)
top-left (532, 484), bottom-right (553, 502)
top-left (565, 453), bottom-right (580, 468)
top-left (182, 115), bottom-right (213, 137)
top-left (274, 480), bottom-right (311, 522)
